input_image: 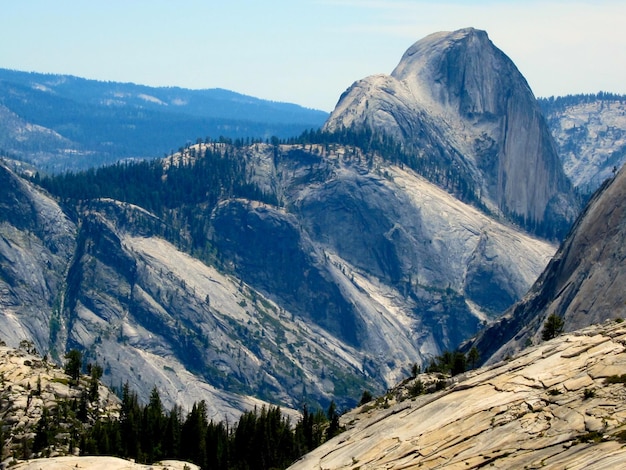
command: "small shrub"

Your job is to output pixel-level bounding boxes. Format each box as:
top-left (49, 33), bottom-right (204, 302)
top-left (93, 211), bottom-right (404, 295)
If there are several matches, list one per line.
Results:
top-left (435, 379), bottom-right (447, 391)
top-left (547, 388), bottom-right (562, 396)
top-left (358, 390), bottom-right (373, 406)
top-left (583, 388), bottom-right (596, 400)
top-left (604, 374), bottom-right (626, 385)
top-left (408, 379), bottom-right (424, 397)
top-left (578, 430), bottom-right (603, 443)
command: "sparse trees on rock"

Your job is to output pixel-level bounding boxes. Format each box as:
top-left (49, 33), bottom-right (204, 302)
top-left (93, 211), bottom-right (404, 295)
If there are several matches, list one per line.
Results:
top-left (542, 313), bottom-right (565, 341)
top-left (64, 349), bottom-right (82, 385)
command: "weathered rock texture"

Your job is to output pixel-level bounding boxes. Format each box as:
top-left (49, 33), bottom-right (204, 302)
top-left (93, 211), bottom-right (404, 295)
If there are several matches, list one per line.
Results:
top-left (0, 344), bottom-right (120, 461)
top-left (10, 456), bottom-right (198, 470)
top-left (469, 164), bottom-right (626, 364)
top-left (325, 28), bottom-right (578, 236)
top-left (289, 321), bottom-right (626, 470)
top-left (540, 94), bottom-right (626, 192)
top-left (0, 140), bottom-right (555, 417)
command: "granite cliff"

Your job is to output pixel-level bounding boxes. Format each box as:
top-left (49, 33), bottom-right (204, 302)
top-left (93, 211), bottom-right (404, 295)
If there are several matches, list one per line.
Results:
top-left (325, 28), bottom-right (579, 238)
top-left (468, 163), bottom-right (626, 364)
top-left (0, 137), bottom-right (555, 417)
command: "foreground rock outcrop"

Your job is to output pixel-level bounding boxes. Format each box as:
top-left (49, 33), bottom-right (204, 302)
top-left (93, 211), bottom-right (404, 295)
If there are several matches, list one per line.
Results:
top-left (10, 456), bottom-right (198, 470)
top-left (0, 344), bottom-right (120, 462)
top-left (290, 320), bottom-right (626, 469)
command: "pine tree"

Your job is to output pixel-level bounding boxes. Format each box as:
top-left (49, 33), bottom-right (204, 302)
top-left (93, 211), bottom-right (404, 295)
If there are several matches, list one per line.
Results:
top-left (326, 401), bottom-right (341, 440)
top-left (468, 347), bottom-right (480, 369)
top-left (64, 349), bottom-right (82, 385)
top-left (33, 406), bottom-right (52, 454)
top-left (542, 313), bottom-right (565, 341)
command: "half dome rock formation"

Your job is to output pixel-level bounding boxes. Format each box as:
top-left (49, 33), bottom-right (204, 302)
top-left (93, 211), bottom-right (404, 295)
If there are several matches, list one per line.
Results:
top-left (325, 28), bottom-right (578, 238)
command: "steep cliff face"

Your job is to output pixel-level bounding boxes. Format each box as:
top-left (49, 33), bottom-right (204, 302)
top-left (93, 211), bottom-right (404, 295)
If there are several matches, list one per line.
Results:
top-left (469, 165), bottom-right (626, 364)
top-left (208, 143), bottom-right (555, 375)
top-left (325, 28), bottom-right (578, 237)
top-left (0, 163), bottom-right (76, 354)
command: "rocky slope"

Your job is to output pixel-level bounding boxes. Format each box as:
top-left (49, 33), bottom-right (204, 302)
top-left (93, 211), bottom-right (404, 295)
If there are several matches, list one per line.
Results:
top-left (540, 93), bottom-right (626, 193)
top-left (10, 457), bottom-right (199, 470)
top-left (325, 28), bottom-right (579, 238)
top-left (289, 320), bottom-right (626, 470)
top-left (0, 343), bottom-right (120, 462)
top-left (0, 138), bottom-right (555, 417)
top-left (468, 162), bottom-right (626, 364)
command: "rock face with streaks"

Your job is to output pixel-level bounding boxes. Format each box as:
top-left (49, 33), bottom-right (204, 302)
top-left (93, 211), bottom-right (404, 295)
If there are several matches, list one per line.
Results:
top-left (0, 140), bottom-right (556, 417)
top-left (325, 28), bottom-right (579, 238)
top-left (289, 321), bottom-right (626, 470)
top-left (467, 164), bottom-right (626, 364)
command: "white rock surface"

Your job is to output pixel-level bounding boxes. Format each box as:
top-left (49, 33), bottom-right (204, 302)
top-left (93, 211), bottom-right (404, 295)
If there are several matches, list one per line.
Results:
top-left (289, 321), bottom-right (626, 470)
top-left (9, 456), bottom-right (198, 470)
top-left (542, 96), bottom-right (626, 191)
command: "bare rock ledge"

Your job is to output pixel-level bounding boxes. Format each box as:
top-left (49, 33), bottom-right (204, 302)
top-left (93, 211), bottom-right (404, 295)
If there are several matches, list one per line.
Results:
top-left (289, 320), bottom-right (626, 469)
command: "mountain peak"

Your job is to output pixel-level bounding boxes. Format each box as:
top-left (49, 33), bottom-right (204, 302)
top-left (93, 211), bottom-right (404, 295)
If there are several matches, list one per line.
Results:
top-left (325, 28), bottom-right (578, 238)
top-left (391, 27), bottom-right (523, 119)
top-left (401, 27), bottom-right (488, 58)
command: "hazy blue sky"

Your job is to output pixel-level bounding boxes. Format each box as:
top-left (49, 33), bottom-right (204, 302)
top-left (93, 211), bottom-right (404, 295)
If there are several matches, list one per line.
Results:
top-left (2, 1), bottom-right (625, 111)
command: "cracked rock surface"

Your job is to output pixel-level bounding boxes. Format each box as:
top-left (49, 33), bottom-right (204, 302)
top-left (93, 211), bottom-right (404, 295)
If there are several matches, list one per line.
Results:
top-left (289, 320), bottom-right (626, 469)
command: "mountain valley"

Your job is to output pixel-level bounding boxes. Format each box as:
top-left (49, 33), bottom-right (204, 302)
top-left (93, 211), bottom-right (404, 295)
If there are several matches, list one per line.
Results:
top-left (0, 25), bottom-right (625, 470)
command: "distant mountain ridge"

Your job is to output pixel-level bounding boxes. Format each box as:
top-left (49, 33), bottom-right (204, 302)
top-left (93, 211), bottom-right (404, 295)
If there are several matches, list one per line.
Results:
top-left (539, 92), bottom-right (626, 193)
top-left (0, 68), bottom-right (328, 171)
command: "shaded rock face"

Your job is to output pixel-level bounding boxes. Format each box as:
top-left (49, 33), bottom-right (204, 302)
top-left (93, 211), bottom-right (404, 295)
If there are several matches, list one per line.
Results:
top-left (210, 199), bottom-right (365, 347)
top-left (325, 28), bottom-right (578, 236)
top-left (290, 321), bottom-right (626, 470)
top-left (0, 143), bottom-right (556, 417)
top-left (470, 165), bottom-right (626, 364)
top-left (0, 164), bottom-right (76, 353)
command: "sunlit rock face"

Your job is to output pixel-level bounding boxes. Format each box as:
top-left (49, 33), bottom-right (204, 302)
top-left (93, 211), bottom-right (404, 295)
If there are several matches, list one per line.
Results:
top-left (325, 28), bottom-right (579, 237)
top-left (0, 138), bottom-right (555, 417)
top-left (289, 321), bottom-right (626, 470)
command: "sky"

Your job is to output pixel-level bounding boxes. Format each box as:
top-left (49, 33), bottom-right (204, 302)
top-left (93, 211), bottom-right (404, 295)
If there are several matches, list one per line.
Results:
top-left (2, 0), bottom-right (625, 112)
